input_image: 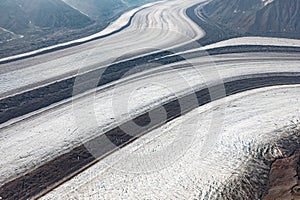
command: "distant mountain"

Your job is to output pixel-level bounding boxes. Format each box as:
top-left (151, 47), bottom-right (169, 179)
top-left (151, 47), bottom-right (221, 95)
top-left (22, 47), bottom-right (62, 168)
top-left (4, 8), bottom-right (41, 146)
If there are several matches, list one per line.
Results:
top-left (19, 0), bottom-right (93, 29)
top-left (62, 0), bottom-right (127, 20)
top-left (0, 0), bottom-right (93, 35)
top-left (201, 0), bottom-right (300, 39)
top-left (0, 0), bottom-right (31, 34)
top-left (62, 0), bottom-right (157, 20)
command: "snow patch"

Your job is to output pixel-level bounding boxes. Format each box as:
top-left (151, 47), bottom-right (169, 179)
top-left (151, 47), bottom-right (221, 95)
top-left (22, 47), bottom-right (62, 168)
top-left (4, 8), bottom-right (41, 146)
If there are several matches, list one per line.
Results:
top-left (262, 0), bottom-right (274, 6)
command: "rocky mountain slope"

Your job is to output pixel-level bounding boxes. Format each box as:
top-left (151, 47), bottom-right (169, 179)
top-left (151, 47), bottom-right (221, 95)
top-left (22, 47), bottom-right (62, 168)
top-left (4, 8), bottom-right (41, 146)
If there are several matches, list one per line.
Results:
top-left (251, 0), bottom-right (300, 38)
top-left (0, 0), bottom-right (93, 35)
top-left (201, 0), bottom-right (300, 40)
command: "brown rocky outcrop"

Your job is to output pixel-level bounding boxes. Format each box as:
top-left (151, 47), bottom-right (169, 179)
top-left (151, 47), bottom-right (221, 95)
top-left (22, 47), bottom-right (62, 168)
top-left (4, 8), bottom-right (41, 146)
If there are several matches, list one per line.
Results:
top-left (264, 150), bottom-right (300, 200)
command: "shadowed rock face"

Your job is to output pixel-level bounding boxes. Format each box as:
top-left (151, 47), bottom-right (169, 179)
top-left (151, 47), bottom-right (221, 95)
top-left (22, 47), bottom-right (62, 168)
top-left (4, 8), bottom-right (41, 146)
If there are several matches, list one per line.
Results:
top-left (264, 151), bottom-right (300, 200)
top-left (202, 0), bottom-right (300, 39)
